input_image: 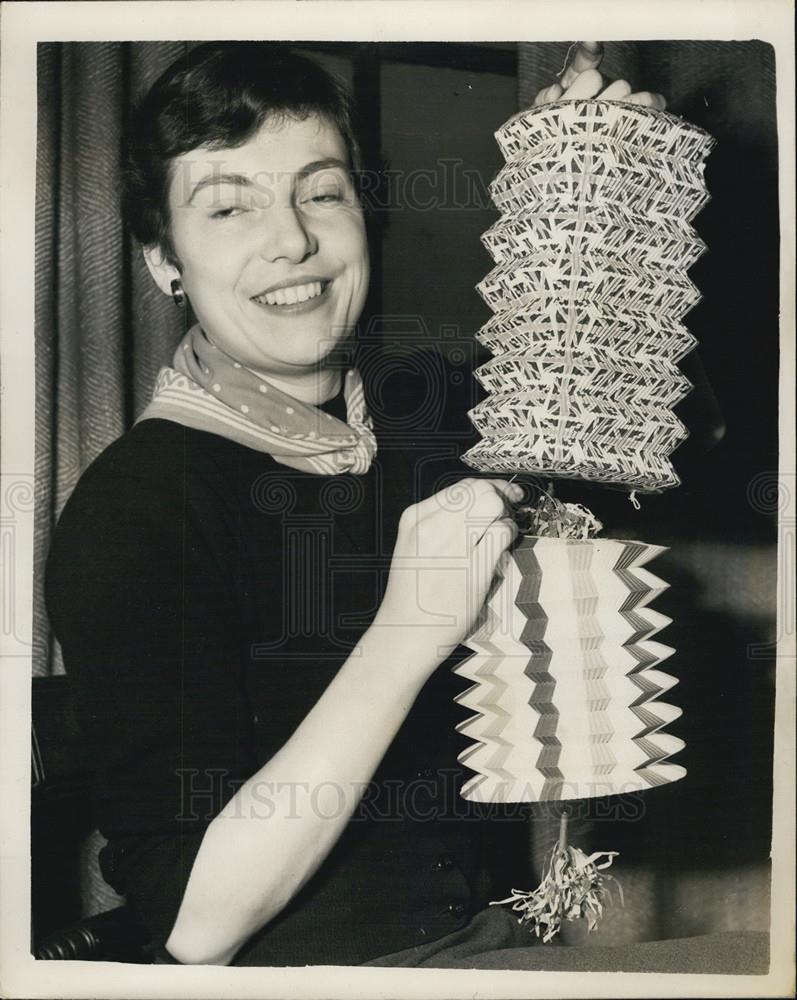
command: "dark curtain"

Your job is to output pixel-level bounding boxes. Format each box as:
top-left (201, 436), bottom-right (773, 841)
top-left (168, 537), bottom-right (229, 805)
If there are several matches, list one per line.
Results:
top-left (34, 43), bottom-right (189, 676)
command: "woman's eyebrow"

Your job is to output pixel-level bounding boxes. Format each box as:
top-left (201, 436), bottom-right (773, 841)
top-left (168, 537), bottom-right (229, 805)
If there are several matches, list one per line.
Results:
top-left (186, 159), bottom-right (348, 204)
top-left (296, 157), bottom-right (350, 180)
top-left (187, 172), bottom-right (252, 204)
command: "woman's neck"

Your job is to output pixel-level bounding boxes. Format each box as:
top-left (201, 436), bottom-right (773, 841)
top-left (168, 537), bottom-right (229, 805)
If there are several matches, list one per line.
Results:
top-left (251, 366), bottom-right (343, 405)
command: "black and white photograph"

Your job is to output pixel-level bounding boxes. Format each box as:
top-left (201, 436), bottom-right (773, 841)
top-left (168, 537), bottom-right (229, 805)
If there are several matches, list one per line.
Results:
top-left (0, 2), bottom-right (794, 997)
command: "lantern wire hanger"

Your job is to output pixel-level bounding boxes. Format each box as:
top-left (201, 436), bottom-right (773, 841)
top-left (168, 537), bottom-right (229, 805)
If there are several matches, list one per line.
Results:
top-left (555, 41), bottom-right (603, 81)
top-left (557, 41), bottom-right (581, 78)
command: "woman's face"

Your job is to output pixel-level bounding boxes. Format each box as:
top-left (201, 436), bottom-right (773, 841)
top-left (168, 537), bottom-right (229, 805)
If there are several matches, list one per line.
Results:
top-left (156, 114), bottom-right (369, 381)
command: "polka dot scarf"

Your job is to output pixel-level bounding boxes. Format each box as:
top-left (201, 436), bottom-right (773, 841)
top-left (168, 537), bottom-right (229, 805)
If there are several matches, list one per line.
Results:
top-left (137, 325), bottom-right (377, 475)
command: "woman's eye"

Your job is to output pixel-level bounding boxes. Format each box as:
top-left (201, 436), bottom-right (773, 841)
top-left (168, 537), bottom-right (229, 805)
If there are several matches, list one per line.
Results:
top-left (210, 206), bottom-right (244, 220)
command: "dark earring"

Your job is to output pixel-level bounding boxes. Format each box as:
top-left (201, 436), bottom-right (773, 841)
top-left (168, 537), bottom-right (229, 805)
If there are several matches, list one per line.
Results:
top-left (170, 278), bottom-right (185, 307)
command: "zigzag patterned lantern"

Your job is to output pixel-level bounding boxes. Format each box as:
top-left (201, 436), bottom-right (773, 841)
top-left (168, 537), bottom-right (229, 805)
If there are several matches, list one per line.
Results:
top-left (456, 534), bottom-right (684, 803)
top-left (457, 99), bottom-right (714, 938)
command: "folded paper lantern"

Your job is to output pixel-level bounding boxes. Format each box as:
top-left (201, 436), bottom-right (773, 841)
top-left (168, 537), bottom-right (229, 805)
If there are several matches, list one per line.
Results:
top-left (462, 100), bottom-right (715, 494)
top-left (458, 97), bottom-right (714, 940)
top-left (455, 534), bottom-right (685, 802)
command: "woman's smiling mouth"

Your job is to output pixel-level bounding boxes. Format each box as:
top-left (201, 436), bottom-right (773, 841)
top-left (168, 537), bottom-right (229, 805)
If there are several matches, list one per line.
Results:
top-left (251, 278), bottom-right (332, 312)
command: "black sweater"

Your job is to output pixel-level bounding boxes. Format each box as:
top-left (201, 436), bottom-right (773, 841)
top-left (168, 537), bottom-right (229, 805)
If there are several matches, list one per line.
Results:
top-left (45, 386), bottom-right (522, 965)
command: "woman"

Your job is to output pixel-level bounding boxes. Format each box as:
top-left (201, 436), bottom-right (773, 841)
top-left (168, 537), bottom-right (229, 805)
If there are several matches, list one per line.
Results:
top-left (45, 41), bottom-right (664, 966)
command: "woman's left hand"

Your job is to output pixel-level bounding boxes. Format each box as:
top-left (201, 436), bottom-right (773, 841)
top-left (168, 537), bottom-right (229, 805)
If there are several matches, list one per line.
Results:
top-left (533, 41), bottom-right (667, 110)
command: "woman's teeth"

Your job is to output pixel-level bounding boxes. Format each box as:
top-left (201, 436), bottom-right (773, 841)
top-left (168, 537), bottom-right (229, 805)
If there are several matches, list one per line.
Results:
top-left (255, 280), bottom-right (325, 307)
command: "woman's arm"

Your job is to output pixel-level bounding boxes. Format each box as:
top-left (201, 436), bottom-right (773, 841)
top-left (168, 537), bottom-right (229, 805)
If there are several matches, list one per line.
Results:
top-left (165, 476), bottom-right (522, 965)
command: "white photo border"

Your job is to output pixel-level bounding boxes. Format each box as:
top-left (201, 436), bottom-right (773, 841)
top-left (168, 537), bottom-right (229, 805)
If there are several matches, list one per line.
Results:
top-left (1, 2), bottom-right (794, 998)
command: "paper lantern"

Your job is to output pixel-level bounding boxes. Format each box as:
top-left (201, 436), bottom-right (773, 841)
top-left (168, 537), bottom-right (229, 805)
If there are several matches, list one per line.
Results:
top-left (462, 99), bottom-right (715, 494)
top-left (456, 100), bottom-right (715, 803)
top-left (455, 534), bottom-right (685, 803)
top-left (455, 99), bottom-right (715, 937)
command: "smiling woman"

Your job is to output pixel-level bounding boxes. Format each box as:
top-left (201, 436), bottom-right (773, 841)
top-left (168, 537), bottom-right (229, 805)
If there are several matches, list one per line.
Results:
top-left (144, 120), bottom-right (369, 393)
top-left (42, 40), bottom-right (680, 969)
top-left (123, 45), bottom-right (370, 396)
top-left (44, 41), bottom-right (526, 966)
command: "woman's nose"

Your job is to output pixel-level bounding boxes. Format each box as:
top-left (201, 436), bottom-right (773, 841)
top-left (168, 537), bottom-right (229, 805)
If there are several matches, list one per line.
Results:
top-left (259, 206), bottom-right (318, 264)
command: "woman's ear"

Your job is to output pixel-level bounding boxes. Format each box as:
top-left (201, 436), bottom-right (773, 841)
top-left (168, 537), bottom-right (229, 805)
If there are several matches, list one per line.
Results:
top-left (142, 245), bottom-right (181, 297)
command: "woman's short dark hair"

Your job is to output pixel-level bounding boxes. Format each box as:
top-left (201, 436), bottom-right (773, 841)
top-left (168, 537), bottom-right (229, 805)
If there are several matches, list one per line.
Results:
top-left (122, 42), bottom-right (363, 264)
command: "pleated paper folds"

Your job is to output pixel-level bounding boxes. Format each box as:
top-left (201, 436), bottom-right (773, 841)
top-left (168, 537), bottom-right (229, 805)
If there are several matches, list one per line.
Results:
top-left (463, 100), bottom-right (715, 492)
top-left (455, 535), bottom-right (685, 802)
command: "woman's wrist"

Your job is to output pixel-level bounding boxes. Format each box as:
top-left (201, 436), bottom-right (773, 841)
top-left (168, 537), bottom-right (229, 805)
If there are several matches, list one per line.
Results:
top-left (359, 614), bottom-right (450, 686)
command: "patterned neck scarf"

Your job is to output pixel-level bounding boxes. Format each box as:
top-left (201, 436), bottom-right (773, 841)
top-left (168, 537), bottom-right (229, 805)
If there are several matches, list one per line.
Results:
top-left (136, 325), bottom-right (377, 475)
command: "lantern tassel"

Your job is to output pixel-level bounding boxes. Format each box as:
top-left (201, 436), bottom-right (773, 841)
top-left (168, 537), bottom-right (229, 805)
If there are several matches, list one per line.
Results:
top-left (490, 811), bottom-right (623, 942)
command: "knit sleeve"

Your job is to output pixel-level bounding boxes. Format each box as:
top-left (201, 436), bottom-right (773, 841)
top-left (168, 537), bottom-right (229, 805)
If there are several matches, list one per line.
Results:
top-left (44, 423), bottom-right (255, 843)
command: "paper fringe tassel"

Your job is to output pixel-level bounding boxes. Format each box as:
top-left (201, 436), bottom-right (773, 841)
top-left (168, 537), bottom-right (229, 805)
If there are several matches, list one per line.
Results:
top-left (491, 812), bottom-right (623, 942)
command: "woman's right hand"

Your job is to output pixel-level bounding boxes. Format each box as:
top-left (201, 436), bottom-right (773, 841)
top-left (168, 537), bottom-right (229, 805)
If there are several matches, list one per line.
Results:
top-left (372, 477), bottom-right (522, 667)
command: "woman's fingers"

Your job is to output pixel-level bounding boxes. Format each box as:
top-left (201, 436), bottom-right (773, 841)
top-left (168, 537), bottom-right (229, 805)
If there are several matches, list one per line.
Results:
top-left (560, 68), bottom-right (605, 100)
top-left (624, 90), bottom-right (667, 110)
top-left (476, 516), bottom-right (519, 552)
top-left (413, 477), bottom-right (522, 518)
top-left (383, 485), bottom-right (522, 652)
top-left (534, 40), bottom-right (603, 106)
top-left (453, 479), bottom-right (519, 530)
top-left (533, 82), bottom-right (564, 107)
top-left (471, 518), bottom-right (518, 611)
top-left (404, 478), bottom-right (522, 560)
top-left (559, 41), bottom-right (604, 88)
top-left (541, 73), bottom-right (667, 109)
top-left (483, 478), bottom-right (524, 505)
top-left (600, 78), bottom-right (633, 100)
top-left (530, 41), bottom-right (668, 111)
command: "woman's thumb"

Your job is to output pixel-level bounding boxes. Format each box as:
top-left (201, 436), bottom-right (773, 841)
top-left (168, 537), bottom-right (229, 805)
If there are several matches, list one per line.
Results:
top-left (560, 41), bottom-right (604, 87)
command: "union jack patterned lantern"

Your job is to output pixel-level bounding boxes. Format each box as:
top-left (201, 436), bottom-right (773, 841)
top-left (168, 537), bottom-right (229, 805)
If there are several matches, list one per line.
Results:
top-left (463, 100), bottom-right (715, 494)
